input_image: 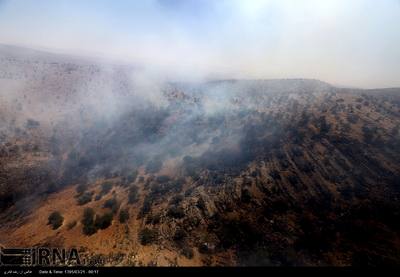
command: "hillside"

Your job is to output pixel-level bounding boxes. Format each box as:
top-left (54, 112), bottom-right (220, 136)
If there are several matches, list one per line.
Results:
top-left (1, 46), bottom-right (400, 266)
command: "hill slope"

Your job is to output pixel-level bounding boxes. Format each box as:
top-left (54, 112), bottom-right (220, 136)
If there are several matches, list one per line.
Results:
top-left (1, 46), bottom-right (400, 266)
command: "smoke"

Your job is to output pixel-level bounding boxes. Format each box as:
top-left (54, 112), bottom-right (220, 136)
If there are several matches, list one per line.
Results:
top-left (0, 0), bottom-right (399, 88)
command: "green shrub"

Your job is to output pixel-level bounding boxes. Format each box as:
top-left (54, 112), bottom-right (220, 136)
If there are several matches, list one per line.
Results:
top-left (139, 228), bottom-right (158, 245)
top-left (83, 224), bottom-right (97, 236)
top-left (103, 198), bottom-right (119, 214)
top-left (127, 171), bottom-right (138, 183)
top-left (128, 185), bottom-right (139, 204)
top-left (75, 183), bottom-right (87, 195)
top-left (94, 212), bottom-right (113, 230)
top-left (82, 208), bottom-right (96, 236)
top-left (77, 191), bottom-right (93, 205)
top-left (156, 175), bottom-right (170, 183)
top-left (101, 182), bottom-right (113, 195)
top-left (48, 211), bottom-right (64, 230)
top-left (181, 247), bottom-right (194, 259)
top-left (119, 209), bottom-right (130, 223)
top-left (169, 195), bottom-right (184, 205)
top-left (173, 228), bottom-right (186, 241)
top-left (167, 206), bottom-right (185, 219)
top-left (151, 213), bottom-right (161, 225)
top-left (138, 195), bottom-right (152, 219)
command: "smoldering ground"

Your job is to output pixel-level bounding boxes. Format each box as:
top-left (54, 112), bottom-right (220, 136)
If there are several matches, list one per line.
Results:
top-left (0, 48), bottom-right (300, 214)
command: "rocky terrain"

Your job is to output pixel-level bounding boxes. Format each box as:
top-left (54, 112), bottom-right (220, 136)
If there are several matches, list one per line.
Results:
top-left (1, 45), bottom-right (400, 266)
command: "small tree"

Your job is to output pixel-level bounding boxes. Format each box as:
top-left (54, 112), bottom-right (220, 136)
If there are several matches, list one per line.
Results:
top-left (75, 183), bottom-right (87, 195)
top-left (103, 198), bottom-right (119, 214)
top-left (77, 191), bottom-right (93, 205)
top-left (139, 228), bottom-right (158, 245)
top-left (48, 211), bottom-right (64, 230)
top-left (119, 209), bottom-right (130, 223)
top-left (94, 212), bottom-right (113, 230)
top-left (127, 170), bottom-right (138, 183)
top-left (82, 208), bottom-right (96, 236)
top-left (101, 182), bottom-right (113, 195)
top-left (128, 185), bottom-right (139, 204)
top-left (181, 247), bottom-right (194, 259)
top-left (173, 228), bottom-right (186, 241)
top-left (167, 206), bottom-right (185, 219)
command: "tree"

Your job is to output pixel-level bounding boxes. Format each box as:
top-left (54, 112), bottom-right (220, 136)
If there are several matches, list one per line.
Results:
top-left (48, 211), bottom-right (63, 230)
top-left (173, 228), bottom-right (186, 241)
top-left (128, 185), bottom-right (139, 204)
top-left (139, 228), bottom-right (158, 245)
top-left (77, 191), bottom-right (93, 205)
top-left (75, 183), bottom-right (87, 195)
top-left (101, 182), bottom-right (113, 195)
top-left (94, 212), bottom-right (113, 230)
top-left (167, 205), bottom-right (185, 219)
top-left (181, 247), bottom-right (194, 259)
top-left (103, 197), bottom-right (119, 214)
top-left (119, 209), bottom-right (130, 223)
top-left (82, 208), bottom-right (96, 236)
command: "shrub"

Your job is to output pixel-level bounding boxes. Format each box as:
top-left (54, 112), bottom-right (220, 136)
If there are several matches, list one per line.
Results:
top-left (101, 182), bottom-right (113, 195)
top-left (169, 195), bottom-right (184, 205)
top-left (198, 244), bottom-right (210, 254)
top-left (173, 228), bottom-right (186, 241)
top-left (94, 212), bottom-right (113, 230)
top-left (269, 170), bottom-right (281, 180)
top-left (127, 171), bottom-right (138, 183)
top-left (82, 208), bottom-right (96, 236)
top-left (196, 197), bottom-right (206, 212)
top-left (77, 191), bottom-right (93, 205)
top-left (138, 195), bottom-right (152, 219)
top-left (156, 175), bottom-right (170, 183)
top-left (241, 189), bottom-right (252, 203)
top-left (181, 247), bottom-right (194, 259)
top-left (146, 213), bottom-right (161, 225)
top-left (83, 224), bottom-right (97, 236)
top-left (128, 185), bottom-right (139, 204)
top-left (139, 228), bottom-right (158, 245)
top-left (119, 209), bottom-right (130, 223)
top-left (103, 198), bottom-right (119, 214)
top-left (48, 211), bottom-right (64, 230)
top-left (75, 183), bottom-right (87, 195)
top-left (152, 213), bottom-right (161, 224)
top-left (167, 206), bottom-right (185, 219)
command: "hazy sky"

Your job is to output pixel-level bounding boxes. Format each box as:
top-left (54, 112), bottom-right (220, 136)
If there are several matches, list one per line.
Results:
top-left (0, 0), bottom-right (399, 87)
